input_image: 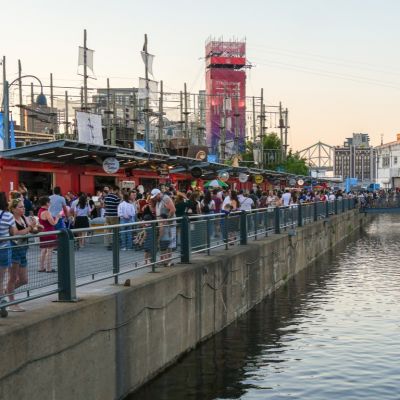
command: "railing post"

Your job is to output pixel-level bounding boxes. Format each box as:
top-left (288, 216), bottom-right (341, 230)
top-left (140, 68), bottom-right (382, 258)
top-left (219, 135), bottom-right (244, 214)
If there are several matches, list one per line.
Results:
top-left (274, 207), bottom-right (281, 234)
top-left (342, 199), bottom-right (345, 213)
top-left (57, 229), bottom-right (77, 302)
top-left (313, 202), bottom-right (318, 221)
top-left (180, 216), bottom-right (191, 263)
top-left (325, 201), bottom-right (329, 218)
top-left (206, 217), bottom-right (211, 255)
top-left (112, 227), bottom-right (120, 282)
top-left (240, 211), bottom-right (248, 245)
top-left (224, 213), bottom-right (229, 249)
top-left (151, 222), bottom-right (158, 271)
top-left (334, 199), bottom-right (338, 214)
top-left (298, 203), bottom-right (303, 227)
top-left (264, 209), bottom-right (269, 236)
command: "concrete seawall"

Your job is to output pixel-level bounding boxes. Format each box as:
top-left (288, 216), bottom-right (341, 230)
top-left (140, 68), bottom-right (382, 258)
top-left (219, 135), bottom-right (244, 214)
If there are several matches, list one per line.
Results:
top-left (0, 210), bottom-right (368, 400)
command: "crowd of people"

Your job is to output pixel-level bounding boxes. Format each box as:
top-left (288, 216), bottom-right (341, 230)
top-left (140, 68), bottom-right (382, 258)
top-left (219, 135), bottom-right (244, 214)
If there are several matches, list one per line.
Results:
top-left (1, 182), bottom-right (397, 314)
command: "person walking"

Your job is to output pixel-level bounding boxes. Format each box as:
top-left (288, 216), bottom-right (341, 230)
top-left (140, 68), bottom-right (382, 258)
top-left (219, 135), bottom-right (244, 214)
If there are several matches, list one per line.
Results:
top-left (72, 194), bottom-right (91, 249)
top-left (0, 192), bottom-right (18, 317)
top-left (49, 187), bottom-right (68, 230)
top-left (8, 198), bottom-right (37, 312)
top-left (104, 186), bottom-right (121, 250)
top-left (118, 193), bottom-right (136, 250)
top-left (38, 196), bottom-right (60, 273)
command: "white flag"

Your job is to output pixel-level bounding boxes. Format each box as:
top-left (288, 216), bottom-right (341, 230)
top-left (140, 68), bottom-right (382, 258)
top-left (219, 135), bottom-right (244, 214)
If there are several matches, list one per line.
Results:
top-left (141, 51), bottom-right (154, 76)
top-left (78, 47), bottom-right (95, 76)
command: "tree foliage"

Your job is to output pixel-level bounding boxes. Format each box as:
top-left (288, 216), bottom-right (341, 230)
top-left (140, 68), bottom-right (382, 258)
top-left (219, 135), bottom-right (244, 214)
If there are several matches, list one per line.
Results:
top-left (242, 132), bottom-right (309, 175)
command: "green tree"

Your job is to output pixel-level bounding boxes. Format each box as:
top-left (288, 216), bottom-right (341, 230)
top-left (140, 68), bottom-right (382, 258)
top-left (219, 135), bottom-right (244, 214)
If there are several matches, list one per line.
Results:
top-left (281, 150), bottom-right (309, 175)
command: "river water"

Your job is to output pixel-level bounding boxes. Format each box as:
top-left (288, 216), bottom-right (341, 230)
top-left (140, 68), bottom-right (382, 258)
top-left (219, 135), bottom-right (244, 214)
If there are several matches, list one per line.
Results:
top-left (129, 214), bottom-right (400, 400)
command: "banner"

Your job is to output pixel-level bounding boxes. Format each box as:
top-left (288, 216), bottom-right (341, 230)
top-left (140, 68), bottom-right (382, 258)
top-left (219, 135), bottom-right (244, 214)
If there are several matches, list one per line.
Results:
top-left (138, 78), bottom-right (158, 102)
top-left (76, 112), bottom-right (103, 145)
top-left (141, 52), bottom-right (154, 76)
top-left (0, 113), bottom-right (16, 150)
top-left (78, 46), bottom-right (95, 76)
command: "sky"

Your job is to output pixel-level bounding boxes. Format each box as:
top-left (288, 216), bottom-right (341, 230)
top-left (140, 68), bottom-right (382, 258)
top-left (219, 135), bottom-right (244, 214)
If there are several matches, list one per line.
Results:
top-left (2, 0), bottom-right (400, 151)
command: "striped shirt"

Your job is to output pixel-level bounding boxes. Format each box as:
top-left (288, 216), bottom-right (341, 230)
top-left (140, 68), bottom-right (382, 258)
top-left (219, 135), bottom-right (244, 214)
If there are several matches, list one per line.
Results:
top-left (0, 211), bottom-right (15, 248)
top-left (104, 193), bottom-right (121, 217)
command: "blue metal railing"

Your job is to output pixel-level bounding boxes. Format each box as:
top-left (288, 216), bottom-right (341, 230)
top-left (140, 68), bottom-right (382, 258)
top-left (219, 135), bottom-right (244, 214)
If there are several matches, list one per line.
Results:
top-left (0, 199), bottom-right (356, 314)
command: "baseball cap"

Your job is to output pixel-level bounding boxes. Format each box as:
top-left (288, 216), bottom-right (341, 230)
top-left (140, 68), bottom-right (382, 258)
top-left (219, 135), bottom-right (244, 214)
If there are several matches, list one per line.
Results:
top-left (150, 188), bottom-right (161, 199)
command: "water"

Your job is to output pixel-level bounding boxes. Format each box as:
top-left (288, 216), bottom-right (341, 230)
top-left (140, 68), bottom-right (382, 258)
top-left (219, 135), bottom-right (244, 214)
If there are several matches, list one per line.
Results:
top-left (129, 215), bottom-right (400, 400)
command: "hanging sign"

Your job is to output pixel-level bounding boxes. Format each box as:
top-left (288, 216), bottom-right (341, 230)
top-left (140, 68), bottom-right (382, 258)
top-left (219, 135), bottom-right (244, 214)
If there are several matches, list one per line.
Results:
top-left (103, 157), bottom-right (120, 174)
top-left (219, 171), bottom-right (230, 182)
top-left (238, 173), bottom-right (248, 183)
top-left (297, 179), bottom-right (304, 186)
top-left (254, 175), bottom-right (264, 184)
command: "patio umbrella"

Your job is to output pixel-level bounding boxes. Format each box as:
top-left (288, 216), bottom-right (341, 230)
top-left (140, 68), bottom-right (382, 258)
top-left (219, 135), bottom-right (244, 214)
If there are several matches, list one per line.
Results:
top-left (204, 179), bottom-right (228, 188)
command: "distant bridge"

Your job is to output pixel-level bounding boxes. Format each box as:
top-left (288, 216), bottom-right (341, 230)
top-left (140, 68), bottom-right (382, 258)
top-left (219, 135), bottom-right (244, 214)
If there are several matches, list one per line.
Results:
top-left (297, 141), bottom-right (333, 171)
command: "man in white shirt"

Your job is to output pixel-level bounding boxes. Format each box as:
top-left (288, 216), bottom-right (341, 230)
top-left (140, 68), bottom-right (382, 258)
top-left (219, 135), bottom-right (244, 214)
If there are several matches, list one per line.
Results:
top-left (239, 193), bottom-right (254, 211)
top-left (282, 189), bottom-right (292, 207)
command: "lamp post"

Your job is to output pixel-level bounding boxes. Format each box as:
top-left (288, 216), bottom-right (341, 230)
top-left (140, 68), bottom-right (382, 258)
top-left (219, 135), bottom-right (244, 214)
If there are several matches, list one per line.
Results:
top-left (2, 74), bottom-right (47, 149)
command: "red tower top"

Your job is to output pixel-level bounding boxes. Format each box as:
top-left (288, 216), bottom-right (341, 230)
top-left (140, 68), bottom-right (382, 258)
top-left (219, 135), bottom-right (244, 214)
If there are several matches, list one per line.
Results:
top-left (205, 39), bottom-right (246, 69)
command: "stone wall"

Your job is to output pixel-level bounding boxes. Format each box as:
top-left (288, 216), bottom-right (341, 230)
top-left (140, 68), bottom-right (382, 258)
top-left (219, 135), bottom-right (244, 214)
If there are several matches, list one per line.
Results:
top-left (0, 210), bottom-right (368, 400)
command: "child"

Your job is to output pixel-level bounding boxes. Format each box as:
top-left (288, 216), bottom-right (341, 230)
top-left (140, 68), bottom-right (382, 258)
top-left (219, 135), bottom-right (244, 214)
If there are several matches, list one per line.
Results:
top-left (159, 213), bottom-right (173, 266)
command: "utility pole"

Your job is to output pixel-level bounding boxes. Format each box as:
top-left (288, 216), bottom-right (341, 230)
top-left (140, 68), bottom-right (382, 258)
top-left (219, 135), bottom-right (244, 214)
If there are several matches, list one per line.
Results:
top-left (143, 33), bottom-right (150, 151)
top-left (183, 83), bottom-right (189, 140)
top-left (252, 96), bottom-right (256, 142)
top-left (2, 55), bottom-right (10, 149)
top-left (284, 108), bottom-right (288, 160)
top-left (106, 78), bottom-right (111, 144)
top-left (260, 88), bottom-right (265, 169)
top-left (80, 87), bottom-right (84, 110)
top-left (234, 89), bottom-right (240, 155)
top-left (64, 91), bottom-right (69, 135)
top-left (111, 93), bottom-right (116, 146)
top-left (83, 29), bottom-right (88, 111)
top-left (18, 59), bottom-right (24, 131)
top-left (50, 73), bottom-right (55, 135)
top-left (279, 101), bottom-right (284, 163)
top-left (158, 80), bottom-right (164, 141)
top-left (132, 88), bottom-right (138, 142)
top-left (30, 82), bottom-right (34, 133)
top-left (219, 112), bottom-right (225, 163)
top-left (179, 90), bottom-right (184, 137)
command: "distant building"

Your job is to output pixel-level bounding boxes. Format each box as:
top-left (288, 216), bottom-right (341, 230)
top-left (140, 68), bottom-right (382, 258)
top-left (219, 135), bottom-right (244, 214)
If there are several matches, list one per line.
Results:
top-left (375, 134), bottom-right (400, 189)
top-left (333, 133), bottom-right (376, 184)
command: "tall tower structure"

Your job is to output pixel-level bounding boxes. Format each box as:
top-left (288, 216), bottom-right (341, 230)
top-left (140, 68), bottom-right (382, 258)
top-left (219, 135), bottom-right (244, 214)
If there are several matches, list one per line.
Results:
top-left (205, 38), bottom-right (246, 160)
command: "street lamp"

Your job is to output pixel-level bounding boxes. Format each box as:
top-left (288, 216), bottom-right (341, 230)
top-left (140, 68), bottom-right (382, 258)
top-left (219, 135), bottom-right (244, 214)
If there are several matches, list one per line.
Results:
top-left (2, 74), bottom-right (47, 149)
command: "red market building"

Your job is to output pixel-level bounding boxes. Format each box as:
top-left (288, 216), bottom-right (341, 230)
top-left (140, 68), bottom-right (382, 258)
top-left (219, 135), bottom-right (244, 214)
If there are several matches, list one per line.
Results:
top-left (0, 140), bottom-right (298, 197)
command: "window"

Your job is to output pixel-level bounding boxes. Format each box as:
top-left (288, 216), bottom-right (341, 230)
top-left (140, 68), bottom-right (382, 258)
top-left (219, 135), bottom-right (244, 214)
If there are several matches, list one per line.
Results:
top-left (382, 156), bottom-right (390, 167)
top-left (394, 156), bottom-right (398, 165)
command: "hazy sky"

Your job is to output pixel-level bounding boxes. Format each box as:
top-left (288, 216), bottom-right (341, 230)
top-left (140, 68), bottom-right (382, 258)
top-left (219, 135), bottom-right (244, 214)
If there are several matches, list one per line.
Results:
top-left (2, 0), bottom-right (400, 150)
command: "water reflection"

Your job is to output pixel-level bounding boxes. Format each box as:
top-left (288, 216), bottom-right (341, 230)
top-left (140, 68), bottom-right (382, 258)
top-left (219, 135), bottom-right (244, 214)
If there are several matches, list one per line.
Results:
top-left (129, 215), bottom-right (400, 400)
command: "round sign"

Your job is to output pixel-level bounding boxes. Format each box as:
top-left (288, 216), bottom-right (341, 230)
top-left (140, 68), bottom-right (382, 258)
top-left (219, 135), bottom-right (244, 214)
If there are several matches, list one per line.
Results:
top-left (103, 157), bottom-right (120, 174)
top-left (191, 167), bottom-right (203, 178)
top-left (238, 173), bottom-right (248, 183)
top-left (297, 179), bottom-right (304, 186)
top-left (195, 150), bottom-right (207, 160)
top-left (219, 171), bottom-right (230, 182)
top-left (289, 178), bottom-right (296, 186)
top-left (254, 175), bottom-right (264, 184)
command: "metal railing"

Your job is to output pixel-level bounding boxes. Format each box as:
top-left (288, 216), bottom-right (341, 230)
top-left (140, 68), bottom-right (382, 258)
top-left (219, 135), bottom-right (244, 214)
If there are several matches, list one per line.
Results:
top-left (0, 199), bottom-right (356, 314)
